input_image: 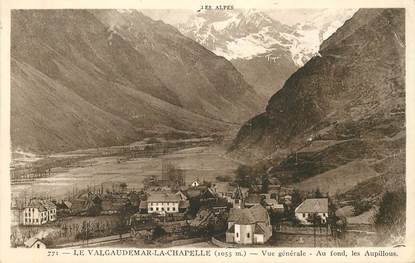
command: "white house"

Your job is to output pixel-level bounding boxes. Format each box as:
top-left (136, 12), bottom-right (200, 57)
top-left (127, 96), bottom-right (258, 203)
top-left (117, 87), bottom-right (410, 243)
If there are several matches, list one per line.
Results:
top-left (212, 182), bottom-right (249, 207)
top-left (23, 199), bottom-right (57, 226)
top-left (23, 200), bottom-right (47, 225)
top-left (191, 179), bottom-right (201, 188)
top-left (295, 198), bottom-right (329, 225)
top-left (41, 200), bottom-right (57, 222)
top-left (212, 182), bottom-right (235, 200)
top-left (147, 192), bottom-right (186, 214)
top-left (24, 237), bottom-right (46, 249)
top-left (264, 198), bottom-right (284, 212)
top-left (226, 205), bottom-right (272, 245)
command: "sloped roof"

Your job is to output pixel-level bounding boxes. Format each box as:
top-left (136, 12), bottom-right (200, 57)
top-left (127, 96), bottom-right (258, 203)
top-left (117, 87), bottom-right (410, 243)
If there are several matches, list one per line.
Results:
top-left (245, 194), bottom-right (262, 204)
top-left (191, 179), bottom-right (200, 185)
top-left (240, 187), bottom-right (249, 196)
top-left (264, 199), bottom-right (278, 206)
top-left (295, 198), bottom-right (328, 213)
top-left (26, 199), bottom-right (46, 212)
top-left (268, 184), bottom-right (281, 191)
top-left (249, 204), bottom-right (269, 222)
top-left (213, 182), bottom-right (235, 194)
top-left (211, 198), bottom-right (228, 208)
top-left (203, 187), bottom-right (218, 199)
top-left (233, 186), bottom-right (245, 199)
top-left (227, 223), bottom-right (235, 233)
top-left (176, 190), bottom-right (188, 200)
top-left (147, 192), bottom-right (181, 202)
top-left (186, 189), bottom-right (201, 198)
top-left (269, 177), bottom-right (281, 185)
top-left (228, 204), bottom-right (269, 225)
top-left (41, 200), bottom-right (57, 210)
top-left (24, 237), bottom-right (43, 248)
top-left (139, 201), bottom-right (148, 209)
top-left (230, 209), bottom-right (255, 224)
top-left (101, 198), bottom-right (128, 211)
top-left (63, 201), bottom-right (72, 209)
top-left (70, 199), bottom-right (87, 212)
top-left (254, 222), bottom-right (266, 234)
top-left (179, 200), bottom-right (190, 209)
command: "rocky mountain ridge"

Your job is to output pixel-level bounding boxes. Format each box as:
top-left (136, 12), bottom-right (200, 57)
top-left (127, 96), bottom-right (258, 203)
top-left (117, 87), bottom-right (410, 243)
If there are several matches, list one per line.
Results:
top-left (229, 9), bottom-right (405, 198)
top-left (11, 10), bottom-right (263, 153)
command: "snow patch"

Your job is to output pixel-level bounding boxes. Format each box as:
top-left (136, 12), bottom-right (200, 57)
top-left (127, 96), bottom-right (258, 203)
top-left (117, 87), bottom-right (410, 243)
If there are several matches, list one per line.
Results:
top-left (179, 9), bottom-right (357, 66)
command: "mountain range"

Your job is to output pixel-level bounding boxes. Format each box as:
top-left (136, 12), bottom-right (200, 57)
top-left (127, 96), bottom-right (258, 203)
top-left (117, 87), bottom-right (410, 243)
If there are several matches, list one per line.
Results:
top-left (175, 9), bottom-right (356, 97)
top-left (229, 9), bottom-right (405, 199)
top-left (11, 9), bottom-right (263, 153)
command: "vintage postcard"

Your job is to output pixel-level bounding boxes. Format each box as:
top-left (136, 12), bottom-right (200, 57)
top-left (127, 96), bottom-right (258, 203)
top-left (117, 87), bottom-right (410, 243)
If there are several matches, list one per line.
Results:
top-left (1, 0), bottom-right (414, 262)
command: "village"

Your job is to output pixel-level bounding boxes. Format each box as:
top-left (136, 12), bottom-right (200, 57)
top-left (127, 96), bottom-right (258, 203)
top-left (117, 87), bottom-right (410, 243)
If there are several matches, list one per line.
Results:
top-left (11, 157), bottom-right (377, 249)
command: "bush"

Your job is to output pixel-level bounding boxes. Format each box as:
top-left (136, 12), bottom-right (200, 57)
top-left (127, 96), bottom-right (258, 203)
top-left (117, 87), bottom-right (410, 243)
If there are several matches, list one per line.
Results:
top-left (152, 225), bottom-right (166, 240)
top-left (215, 175), bottom-right (232, 182)
top-left (375, 191), bottom-right (406, 245)
top-left (234, 165), bottom-right (256, 188)
top-left (352, 199), bottom-right (372, 216)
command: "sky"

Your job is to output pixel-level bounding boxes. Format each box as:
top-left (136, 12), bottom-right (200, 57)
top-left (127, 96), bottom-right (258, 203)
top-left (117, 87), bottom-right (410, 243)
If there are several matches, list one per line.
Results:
top-left (141, 9), bottom-right (356, 27)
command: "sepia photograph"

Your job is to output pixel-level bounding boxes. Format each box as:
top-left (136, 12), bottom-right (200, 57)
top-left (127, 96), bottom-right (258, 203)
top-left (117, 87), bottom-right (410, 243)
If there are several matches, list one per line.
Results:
top-left (1, 1), bottom-right (412, 258)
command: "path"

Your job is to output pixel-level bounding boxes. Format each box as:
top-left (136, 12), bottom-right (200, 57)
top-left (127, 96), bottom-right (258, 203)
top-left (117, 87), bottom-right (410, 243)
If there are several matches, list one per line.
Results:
top-left (55, 233), bottom-right (131, 248)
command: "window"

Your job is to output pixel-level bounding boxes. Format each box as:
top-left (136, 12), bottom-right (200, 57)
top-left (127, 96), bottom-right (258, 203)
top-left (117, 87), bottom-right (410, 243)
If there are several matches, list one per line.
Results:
top-left (247, 233), bottom-right (250, 238)
top-left (161, 208), bottom-right (164, 211)
top-left (172, 207), bottom-right (176, 211)
top-left (37, 244), bottom-right (40, 248)
top-left (167, 207), bottom-right (170, 211)
top-left (236, 232), bottom-right (239, 238)
top-left (156, 207), bottom-right (159, 211)
top-left (303, 213), bottom-right (305, 217)
top-left (150, 207), bottom-right (153, 211)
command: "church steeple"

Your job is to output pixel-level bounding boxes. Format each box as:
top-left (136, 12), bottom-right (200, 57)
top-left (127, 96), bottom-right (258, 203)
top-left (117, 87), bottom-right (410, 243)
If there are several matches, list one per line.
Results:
top-left (233, 185), bottom-right (245, 209)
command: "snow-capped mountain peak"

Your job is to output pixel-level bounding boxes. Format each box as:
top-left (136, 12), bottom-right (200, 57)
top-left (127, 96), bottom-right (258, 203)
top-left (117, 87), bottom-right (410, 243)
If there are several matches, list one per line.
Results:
top-left (178, 9), bottom-right (356, 66)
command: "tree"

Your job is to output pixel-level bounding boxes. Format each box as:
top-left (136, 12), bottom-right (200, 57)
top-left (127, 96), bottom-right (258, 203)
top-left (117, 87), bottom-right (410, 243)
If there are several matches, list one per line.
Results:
top-left (120, 182), bottom-right (128, 192)
top-left (201, 180), bottom-right (212, 187)
top-left (163, 163), bottom-right (185, 187)
top-left (352, 199), bottom-right (372, 216)
top-left (375, 191), bottom-right (406, 245)
top-left (152, 225), bottom-right (166, 240)
top-left (261, 173), bottom-right (269, 193)
top-left (269, 210), bottom-right (284, 226)
top-left (235, 165), bottom-right (255, 188)
top-left (76, 221), bottom-right (91, 243)
top-left (310, 213), bottom-right (323, 247)
top-left (313, 188), bottom-right (324, 198)
top-left (116, 207), bottom-right (129, 241)
top-left (291, 189), bottom-right (304, 209)
top-left (188, 197), bottom-right (201, 217)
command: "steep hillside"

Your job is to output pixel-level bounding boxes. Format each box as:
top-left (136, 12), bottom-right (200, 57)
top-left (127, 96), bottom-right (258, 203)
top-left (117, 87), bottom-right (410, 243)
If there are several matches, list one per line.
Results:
top-left (229, 9), bottom-right (405, 197)
top-left (11, 10), bottom-right (263, 153)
